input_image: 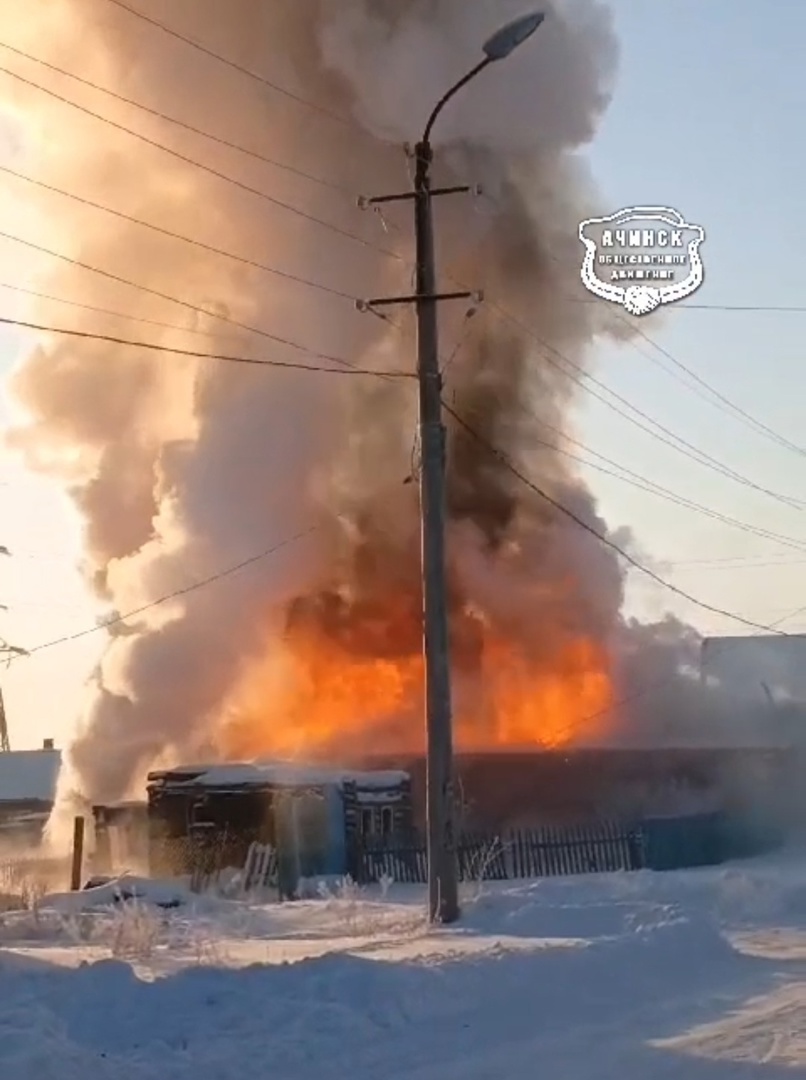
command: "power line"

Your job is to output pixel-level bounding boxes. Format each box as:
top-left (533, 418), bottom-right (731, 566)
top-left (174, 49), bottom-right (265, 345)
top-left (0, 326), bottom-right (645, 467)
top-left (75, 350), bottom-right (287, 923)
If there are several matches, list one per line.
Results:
top-left (671, 551), bottom-right (805, 566)
top-left (0, 313), bottom-right (414, 378)
top-left (485, 301), bottom-right (806, 511)
top-left (0, 280), bottom-right (242, 340)
top-left (0, 162), bottom-right (356, 302)
top-left (544, 672), bottom-right (689, 749)
top-left (434, 276), bottom-right (803, 516)
top-left (443, 401), bottom-right (791, 636)
top-left (0, 228), bottom-right (372, 370)
top-left (681, 302), bottom-right (806, 313)
top-left (102, 0), bottom-right (364, 136)
top-left (470, 190), bottom-right (806, 472)
top-left (13, 527), bottom-right (317, 659)
top-left (19, 53), bottom-right (781, 504)
top-left (567, 295), bottom-right (806, 313)
top-left (550, 595), bottom-right (806, 747)
top-left (618, 318), bottom-right (806, 461)
top-left (0, 39), bottom-right (356, 198)
top-left (771, 602), bottom-right (806, 629)
top-left (529, 419), bottom-right (806, 553)
top-left (669, 557), bottom-right (806, 571)
top-left (428, 193), bottom-right (806, 505)
top-left (0, 64), bottom-right (403, 263)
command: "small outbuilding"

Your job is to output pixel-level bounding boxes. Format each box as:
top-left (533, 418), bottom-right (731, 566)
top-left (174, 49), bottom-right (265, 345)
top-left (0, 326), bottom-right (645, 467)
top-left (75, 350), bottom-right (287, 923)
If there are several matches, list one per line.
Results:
top-left (0, 741), bottom-right (61, 846)
top-left (146, 761), bottom-right (413, 886)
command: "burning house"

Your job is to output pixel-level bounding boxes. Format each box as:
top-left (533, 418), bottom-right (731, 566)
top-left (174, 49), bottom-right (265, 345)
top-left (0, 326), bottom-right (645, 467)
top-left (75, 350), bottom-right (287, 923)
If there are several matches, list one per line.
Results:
top-left (365, 747), bottom-right (789, 832)
top-left (6, 0), bottom-right (790, 831)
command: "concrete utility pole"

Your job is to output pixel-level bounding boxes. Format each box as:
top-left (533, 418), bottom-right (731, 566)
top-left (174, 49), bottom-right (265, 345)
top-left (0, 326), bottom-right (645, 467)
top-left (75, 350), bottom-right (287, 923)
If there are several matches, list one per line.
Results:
top-left (358, 11), bottom-right (546, 925)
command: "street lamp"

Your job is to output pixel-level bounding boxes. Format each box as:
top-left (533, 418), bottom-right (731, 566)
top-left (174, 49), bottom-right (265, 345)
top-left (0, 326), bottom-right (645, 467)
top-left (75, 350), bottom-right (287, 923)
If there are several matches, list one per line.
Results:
top-left (412, 11), bottom-right (545, 926)
top-left (358, 11), bottom-right (546, 925)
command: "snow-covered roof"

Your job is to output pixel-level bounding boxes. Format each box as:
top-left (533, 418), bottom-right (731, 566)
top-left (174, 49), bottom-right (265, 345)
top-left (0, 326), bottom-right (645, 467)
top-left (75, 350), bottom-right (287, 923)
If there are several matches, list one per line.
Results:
top-left (0, 749), bottom-right (61, 803)
top-left (148, 760), bottom-right (409, 791)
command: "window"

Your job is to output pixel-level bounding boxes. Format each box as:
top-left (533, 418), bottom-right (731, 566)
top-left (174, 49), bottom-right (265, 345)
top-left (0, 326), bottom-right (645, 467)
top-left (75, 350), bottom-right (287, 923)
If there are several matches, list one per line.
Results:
top-left (358, 805), bottom-right (395, 837)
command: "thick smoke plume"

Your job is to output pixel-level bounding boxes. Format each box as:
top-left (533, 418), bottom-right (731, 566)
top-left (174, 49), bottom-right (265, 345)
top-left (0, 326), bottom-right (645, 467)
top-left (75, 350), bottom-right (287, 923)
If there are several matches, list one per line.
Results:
top-left (0, 0), bottom-right (747, 827)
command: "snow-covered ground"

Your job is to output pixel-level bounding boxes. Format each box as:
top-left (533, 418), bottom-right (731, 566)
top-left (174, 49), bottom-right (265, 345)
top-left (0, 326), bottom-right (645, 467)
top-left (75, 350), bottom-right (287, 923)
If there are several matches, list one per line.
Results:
top-left (4, 852), bottom-right (806, 1078)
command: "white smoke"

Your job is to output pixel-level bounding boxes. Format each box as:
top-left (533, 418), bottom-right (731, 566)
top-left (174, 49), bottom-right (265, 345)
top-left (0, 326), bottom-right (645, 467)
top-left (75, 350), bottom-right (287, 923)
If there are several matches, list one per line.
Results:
top-left (0, 0), bottom-right (756, 837)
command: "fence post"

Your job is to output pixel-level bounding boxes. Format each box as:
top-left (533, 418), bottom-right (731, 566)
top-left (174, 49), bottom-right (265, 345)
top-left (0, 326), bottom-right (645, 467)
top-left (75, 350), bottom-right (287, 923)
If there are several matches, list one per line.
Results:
top-left (70, 815), bottom-right (85, 891)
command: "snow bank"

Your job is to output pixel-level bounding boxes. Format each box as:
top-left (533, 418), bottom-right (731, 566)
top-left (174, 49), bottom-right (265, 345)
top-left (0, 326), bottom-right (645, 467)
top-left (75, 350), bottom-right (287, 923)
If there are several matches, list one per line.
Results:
top-left (39, 875), bottom-right (190, 915)
top-left (0, 904), bottom-right (751, 1080)
top-left (1, 852), bottom-right (806, 1077)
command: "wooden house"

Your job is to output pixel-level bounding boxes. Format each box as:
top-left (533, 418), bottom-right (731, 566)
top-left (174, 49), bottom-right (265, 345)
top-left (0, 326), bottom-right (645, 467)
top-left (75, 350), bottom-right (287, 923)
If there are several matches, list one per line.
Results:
top-left (146, 761), bottom-right (413, 881)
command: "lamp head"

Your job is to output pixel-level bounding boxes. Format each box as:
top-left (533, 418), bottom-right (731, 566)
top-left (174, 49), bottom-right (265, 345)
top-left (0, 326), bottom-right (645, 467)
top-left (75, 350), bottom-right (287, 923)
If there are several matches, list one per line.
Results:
top-left (482, 11), bottom-right (545, 61)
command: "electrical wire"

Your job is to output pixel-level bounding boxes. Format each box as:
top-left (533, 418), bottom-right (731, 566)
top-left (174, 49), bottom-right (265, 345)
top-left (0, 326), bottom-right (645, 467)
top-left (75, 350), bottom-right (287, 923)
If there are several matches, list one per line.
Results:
top-left (539, 671), bottom-right (689, 749)
top-left (0, 162), bottom-right (356, 302)
top-left (19, 40), bottom-right (783, 506)
top-left (0, 313), bottom-right (414, 378)
top-left (769, 603), bottom-right (806, 629)
top-left (681, 303), bottom-right (806, 313)
top-left (438, 300), bottom-right (806, 550)
top-left (0, 64), bottom-right (403, 264)
top-left (102, 0), bottom-right (365, 137)
top-left (0, 280), bottom-right (243, 341)
top-left (12, 527), bottom-right (317, 659)
top-left (433, 305), bottom-right (806, 550)
top-left (669, 557), bottom-right (806, 571)
top-left (602, 310), bottom-right (806, 461)
top-left (470, 190), bottom-right (806, 474)
top-left (529, 421), bottom-right (806, 553)
top-left (440, 305), bottom-right (478, 377)
top-left (7, 472), bottom-right (416, 661)
top-left (485, 300), bottom-right (806, 511)
top-left (2, 78), bottom-right (798, 626)
top-left (638, 322), bottom-right (806, 458)
top-left (0, 39), bottom-right (356, 198)
top-left (0, 228), bottom-right (373, 371)
top-left (442, 400), bottom-right (791, 636)
top-left (17, 36), bottom-right (798, 482)
top-left (566, 295), bottom-right (806, 314)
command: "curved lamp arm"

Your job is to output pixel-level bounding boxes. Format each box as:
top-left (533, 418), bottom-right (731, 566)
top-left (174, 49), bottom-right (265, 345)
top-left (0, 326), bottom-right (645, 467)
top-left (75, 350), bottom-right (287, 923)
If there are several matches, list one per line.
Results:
top-left (420, 12), bottom-right (545, 148)
top-left (422, 58), bottom-right (491, 146)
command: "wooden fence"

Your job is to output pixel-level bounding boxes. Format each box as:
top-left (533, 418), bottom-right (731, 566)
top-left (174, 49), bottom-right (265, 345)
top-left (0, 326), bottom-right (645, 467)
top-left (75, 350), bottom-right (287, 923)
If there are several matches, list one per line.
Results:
top-left (352, 821), bottom-right (642, 886)
top-left (243, 842), bottom-right (278, 892)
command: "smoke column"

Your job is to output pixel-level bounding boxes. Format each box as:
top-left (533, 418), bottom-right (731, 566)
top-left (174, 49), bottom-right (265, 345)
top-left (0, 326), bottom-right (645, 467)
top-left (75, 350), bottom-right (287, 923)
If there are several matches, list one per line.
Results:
top-left (0, 0), bottom-right (737, 828)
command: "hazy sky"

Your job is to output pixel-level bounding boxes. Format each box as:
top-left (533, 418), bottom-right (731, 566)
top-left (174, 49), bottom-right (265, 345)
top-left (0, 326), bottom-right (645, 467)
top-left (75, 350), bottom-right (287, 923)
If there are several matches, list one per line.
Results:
top-left (1, 0), bottom-right (805, 750)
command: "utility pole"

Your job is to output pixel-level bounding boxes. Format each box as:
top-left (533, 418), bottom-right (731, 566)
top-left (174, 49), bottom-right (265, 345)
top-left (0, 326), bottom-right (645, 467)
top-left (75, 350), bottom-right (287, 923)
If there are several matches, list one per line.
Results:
top-left (359, 151), bottom-right (471, 925)
top-left (357, 11), bottom-right (546, 925)
top-left (0, 687), bottom-right (8, 752)
top-left (0, 544), bottom-right (27, 752)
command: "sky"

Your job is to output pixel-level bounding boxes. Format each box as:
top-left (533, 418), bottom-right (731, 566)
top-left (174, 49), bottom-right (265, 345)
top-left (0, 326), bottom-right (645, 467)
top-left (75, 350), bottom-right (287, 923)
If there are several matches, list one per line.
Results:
top-left (577, 0), bottom-right (806, 631)
top-left (1, 0), bottom-right (805, 750)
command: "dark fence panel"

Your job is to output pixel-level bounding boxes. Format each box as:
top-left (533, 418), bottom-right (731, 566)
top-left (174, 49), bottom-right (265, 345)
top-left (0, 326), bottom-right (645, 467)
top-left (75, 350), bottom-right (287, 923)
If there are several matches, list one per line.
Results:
top-left (640, 813), bottom-right (721, 871)
top-left (352, 820), bottom-right (643, 886)
top-left (509, 821), bottom-right (639, 877)
top-left (356, 833), bottom-right (428, 885)
top-left (350, 811), bottom-right (781, 885)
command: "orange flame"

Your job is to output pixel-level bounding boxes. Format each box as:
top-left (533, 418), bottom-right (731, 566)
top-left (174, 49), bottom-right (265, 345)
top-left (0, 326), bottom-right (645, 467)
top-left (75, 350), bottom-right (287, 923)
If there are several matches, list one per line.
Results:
top-left (220, 594), bottom-right (614, 761)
